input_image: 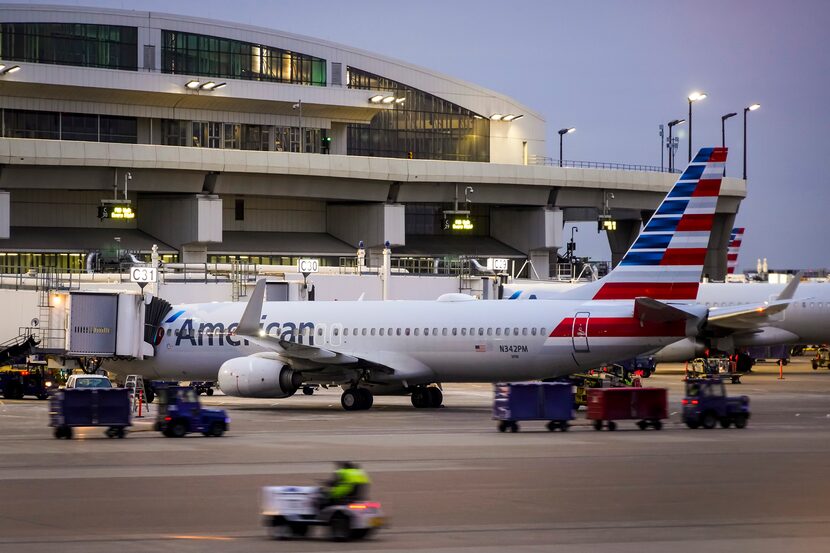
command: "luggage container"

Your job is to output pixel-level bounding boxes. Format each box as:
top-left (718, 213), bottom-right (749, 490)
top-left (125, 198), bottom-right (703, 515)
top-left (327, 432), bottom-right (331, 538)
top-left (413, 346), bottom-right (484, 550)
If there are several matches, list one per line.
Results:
top-left (493, 381), bottom-right (574, 432)
top-left (49, 388), bottom-right (132, 439)
top-left (586, 387), bottom-right (667, 431)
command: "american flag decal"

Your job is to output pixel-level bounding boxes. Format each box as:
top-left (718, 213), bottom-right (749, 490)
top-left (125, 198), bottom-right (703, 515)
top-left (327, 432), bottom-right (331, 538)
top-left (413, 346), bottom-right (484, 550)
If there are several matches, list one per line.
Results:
top-left (726, 227), bottom-right (744, 274)
top-left (591, 147), bottom-right (728, 301)
top-left (475, 344), bottom-right (487, 352)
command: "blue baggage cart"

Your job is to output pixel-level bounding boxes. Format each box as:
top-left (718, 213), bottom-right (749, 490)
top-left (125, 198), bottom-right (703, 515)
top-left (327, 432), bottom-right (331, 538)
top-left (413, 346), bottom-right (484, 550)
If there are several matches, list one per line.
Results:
top-left (493, 381), bottom-right (574, 432)
top-left (49, 388), bottom-right (132, 439)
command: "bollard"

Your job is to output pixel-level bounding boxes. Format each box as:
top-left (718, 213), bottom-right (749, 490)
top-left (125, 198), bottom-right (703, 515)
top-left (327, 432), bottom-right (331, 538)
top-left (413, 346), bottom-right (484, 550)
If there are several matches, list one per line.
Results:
top-left (778, 359), bottom-right (784, 380)
top-left (137, 389), bottom-right (143, 418)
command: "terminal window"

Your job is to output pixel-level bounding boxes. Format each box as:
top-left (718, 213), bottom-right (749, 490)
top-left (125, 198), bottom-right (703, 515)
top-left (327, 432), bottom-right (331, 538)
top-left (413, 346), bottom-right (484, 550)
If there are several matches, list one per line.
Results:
top-left (161, 30), bottom-right (325, 86)
top-left (0, 23), bottom-right (137, 70)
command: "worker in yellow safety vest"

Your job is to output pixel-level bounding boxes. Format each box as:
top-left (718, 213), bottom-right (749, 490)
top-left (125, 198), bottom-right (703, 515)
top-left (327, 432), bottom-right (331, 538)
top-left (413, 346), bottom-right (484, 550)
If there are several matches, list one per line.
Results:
top-left (325, 461), bottom-right (371, 505)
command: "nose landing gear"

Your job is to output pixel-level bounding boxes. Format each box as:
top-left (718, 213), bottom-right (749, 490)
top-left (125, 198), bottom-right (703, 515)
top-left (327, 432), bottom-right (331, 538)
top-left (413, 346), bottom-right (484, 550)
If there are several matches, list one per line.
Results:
top-left (410, 386), bottom-right (443, 408)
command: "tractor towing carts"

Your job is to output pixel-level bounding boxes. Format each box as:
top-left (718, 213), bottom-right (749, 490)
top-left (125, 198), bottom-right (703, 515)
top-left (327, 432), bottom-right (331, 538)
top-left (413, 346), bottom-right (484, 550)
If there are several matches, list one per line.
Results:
top-left (261, 486), bottom-right (385, 541)
top-left (153, 385), bottom-right (229, 437)
top-left (682, 378), bottom-right (750, 429)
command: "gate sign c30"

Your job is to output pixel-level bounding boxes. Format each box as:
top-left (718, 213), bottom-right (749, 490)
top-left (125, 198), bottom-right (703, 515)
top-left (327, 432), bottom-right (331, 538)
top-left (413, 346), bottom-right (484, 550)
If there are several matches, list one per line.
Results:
top-left (130, 267), bottom-right (158, 283)
top-left (297, 258), bottom-right (320, 274)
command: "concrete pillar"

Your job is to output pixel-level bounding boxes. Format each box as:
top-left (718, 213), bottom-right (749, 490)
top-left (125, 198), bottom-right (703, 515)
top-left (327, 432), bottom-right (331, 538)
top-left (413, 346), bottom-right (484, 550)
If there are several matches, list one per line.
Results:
top-left (138, 194), bottom-right (222, 262)
top-left (607, 219), bottom-right (641, 268)
top-left (490, 207), bottom-right (563, 279)
top-left (330, 123), bottom-right (348, 156)
top-left (703, 212), bottom-right (736, 281)
top-left (327, 203), bottom-right (404, 248)
top-left (0, 191), bottom-right (9, 239)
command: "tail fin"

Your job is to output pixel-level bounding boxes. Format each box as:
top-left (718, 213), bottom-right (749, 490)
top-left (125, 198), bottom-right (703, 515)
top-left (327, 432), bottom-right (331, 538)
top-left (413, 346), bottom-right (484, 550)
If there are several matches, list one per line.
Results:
top-left (559, 147), bottom-right (727, 301)
top-left (726, 227), bottom-right (745, 274)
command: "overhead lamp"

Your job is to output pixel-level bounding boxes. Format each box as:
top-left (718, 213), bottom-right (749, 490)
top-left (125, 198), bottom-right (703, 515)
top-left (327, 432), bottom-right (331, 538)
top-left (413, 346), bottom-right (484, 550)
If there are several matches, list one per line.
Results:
top-left (200, 81), bottom-right (217, 90)
top-left (490, 114), bottom-right (504, 121)
top-left (748, 103), bottom-right (761, 111)
top-left (558, 127), bottom-right (576, 135)
top-left (688, 91), bottom-right (707, 102)
top-left (185, 80), bottom-right (201, 89)
top-left (0, 65), bottom-right (21, 75)
top-left (394, 97), bottom-right (405, 104)
top-left (382, 95), bottom-right (396, 103)
top-left (369, 94), bottom-right (384, 103)
top-left (687, 91), bottom-right (707, 162)
top-left (502, 114), bottom-right (524, 122)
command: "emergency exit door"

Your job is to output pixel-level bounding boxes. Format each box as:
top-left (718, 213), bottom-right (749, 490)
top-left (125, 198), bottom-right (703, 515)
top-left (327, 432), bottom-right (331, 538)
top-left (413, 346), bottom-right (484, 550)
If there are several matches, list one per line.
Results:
top-left (572, 312), bottom-right (590, 352)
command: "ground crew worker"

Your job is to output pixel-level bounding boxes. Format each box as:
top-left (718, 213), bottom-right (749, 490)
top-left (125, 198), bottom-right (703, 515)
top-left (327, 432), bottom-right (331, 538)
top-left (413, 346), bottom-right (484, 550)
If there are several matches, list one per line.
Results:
top-left (326, 461), bottom-right (371, 505)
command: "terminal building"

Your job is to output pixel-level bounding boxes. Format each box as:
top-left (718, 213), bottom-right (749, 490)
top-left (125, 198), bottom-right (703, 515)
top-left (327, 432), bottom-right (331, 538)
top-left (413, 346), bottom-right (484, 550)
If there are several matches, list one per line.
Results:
top-left (0, 4), bottom-right (746, 280)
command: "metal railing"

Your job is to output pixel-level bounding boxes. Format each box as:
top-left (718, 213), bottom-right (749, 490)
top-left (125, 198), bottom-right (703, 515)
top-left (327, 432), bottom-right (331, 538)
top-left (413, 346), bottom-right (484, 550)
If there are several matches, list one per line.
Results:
top-left (529, 155), bottom-right (680, 174)
top-left (0, 266), bottom-right (84, 291)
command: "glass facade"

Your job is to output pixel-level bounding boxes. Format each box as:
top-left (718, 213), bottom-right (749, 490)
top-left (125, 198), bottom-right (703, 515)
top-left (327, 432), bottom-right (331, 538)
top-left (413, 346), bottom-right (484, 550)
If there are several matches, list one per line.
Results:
top-left (0, 23), bottom-right (137, 70)
top-left (160, 119), bottom-right (325, 152)
top-left (161, 30), bottom-right (326, 86)
top-left (347, 67), bottom-right (489, 162)
top-left (2, 109), bottom-right (137, 143)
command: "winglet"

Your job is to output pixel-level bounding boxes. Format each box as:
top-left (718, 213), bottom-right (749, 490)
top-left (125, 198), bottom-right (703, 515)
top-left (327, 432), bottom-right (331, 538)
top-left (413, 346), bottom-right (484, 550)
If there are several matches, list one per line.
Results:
top-left (237, 279), bottom-right (267, 336)
top-left (776, 272), bottom-right (803, 301)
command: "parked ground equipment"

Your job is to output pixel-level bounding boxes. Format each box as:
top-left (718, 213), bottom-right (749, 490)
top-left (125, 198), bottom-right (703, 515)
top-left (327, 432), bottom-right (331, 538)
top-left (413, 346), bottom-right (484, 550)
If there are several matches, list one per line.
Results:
top-left (1, 366), bottom-right (60, 399)
top-left (153, 386), bottom-right (229, 437)
top-left (811, 347), bottom-right (830, 370)
top-left (49, 388), bottom-right (131, 439)
top-left (681, 378), bottom-right (750, 429)
top-left (191, 381), bottom-right (216, 396)
top-left (586, 387), bottom-right (668, 431)
top-left (261, 486), bottom-right (385, 541)
top-left (686, 357), bottom-right (744, 383)
top-left (493, 381), bottom-right (574, 432)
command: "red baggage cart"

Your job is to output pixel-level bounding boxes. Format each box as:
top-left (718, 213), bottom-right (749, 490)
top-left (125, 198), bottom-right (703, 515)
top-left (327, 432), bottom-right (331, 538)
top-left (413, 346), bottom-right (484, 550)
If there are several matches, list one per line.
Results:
top-left (586, 387), bottom-right (667, 431)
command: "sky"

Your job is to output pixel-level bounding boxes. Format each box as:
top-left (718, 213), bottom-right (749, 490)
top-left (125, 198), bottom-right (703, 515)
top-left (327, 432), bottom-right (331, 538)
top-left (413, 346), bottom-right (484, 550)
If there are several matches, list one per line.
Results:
top-left (9, 0), bottom-right (830, 270)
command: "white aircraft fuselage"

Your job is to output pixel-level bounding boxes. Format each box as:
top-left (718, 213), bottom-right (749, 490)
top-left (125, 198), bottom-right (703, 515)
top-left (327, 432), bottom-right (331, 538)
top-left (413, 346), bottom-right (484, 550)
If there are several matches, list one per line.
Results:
top-left (108, 297), bottom-right (693, 384)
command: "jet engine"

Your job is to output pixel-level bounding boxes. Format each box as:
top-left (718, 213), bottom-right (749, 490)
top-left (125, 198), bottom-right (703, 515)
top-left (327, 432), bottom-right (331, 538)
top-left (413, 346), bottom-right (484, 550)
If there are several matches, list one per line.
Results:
top-left (652, 338), bottom-right (707, 363)
top-left (218, 355), bottom-right (302, 398)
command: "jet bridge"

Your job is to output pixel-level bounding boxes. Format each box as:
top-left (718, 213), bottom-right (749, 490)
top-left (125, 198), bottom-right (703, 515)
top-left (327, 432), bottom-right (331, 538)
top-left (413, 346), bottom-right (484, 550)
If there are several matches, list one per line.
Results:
top-left (64, 291), bottom-right (161, 360)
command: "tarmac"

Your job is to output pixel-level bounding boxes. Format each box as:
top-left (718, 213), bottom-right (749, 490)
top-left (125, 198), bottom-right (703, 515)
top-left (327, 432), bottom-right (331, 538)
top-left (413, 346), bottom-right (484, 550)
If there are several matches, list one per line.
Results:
top-left (1, 360), bottom-right (829, 552)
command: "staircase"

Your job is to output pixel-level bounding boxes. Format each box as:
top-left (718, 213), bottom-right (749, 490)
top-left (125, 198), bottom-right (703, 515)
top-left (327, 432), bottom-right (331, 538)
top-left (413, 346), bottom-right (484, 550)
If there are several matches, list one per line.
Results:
top-left (0, 332), bottom-right (38, 365)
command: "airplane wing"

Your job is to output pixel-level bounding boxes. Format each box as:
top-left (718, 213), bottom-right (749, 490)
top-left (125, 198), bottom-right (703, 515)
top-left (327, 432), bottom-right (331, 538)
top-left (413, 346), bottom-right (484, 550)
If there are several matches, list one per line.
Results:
top-left (706, 274), bottom-right (803, 332)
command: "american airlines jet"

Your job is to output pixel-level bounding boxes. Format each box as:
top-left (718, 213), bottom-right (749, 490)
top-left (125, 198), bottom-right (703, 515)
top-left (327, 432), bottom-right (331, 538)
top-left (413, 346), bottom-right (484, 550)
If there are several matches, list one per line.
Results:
top-left (109, 147), bottom-right (755, 410)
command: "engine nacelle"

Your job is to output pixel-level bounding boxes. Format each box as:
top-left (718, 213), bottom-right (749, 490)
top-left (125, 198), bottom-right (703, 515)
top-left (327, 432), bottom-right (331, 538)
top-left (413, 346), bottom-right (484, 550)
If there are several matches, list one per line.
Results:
top-left (652, 338), bottom-right (707, 363)
top-left (218, 355), bottom-right (302, 398)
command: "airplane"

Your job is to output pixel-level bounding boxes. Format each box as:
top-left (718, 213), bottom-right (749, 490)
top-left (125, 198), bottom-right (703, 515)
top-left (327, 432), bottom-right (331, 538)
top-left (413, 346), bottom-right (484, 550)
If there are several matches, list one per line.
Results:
top-left (108, 147), bottom-right (760, 410)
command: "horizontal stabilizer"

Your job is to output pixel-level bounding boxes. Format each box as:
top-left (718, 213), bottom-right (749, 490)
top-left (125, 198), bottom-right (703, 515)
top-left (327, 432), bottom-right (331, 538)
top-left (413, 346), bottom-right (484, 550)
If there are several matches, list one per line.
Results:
top-left (633, 297), bottom-right (700, 324)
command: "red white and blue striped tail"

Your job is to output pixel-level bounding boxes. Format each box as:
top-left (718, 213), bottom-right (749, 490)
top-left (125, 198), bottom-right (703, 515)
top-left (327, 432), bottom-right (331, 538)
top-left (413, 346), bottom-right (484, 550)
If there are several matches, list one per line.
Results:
top-left (560, 147), bottom-right (727, 302)
top-left (726, 227), bottom-right (745, 274)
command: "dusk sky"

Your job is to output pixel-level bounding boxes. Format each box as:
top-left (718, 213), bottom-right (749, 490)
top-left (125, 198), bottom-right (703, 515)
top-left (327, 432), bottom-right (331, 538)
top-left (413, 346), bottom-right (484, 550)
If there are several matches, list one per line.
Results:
top-left (13, 0), bottom-right (829, 270)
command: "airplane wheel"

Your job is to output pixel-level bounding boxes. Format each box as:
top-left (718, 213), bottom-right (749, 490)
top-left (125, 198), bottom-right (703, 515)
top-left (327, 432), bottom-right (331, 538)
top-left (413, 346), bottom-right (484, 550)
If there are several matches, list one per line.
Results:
top-left (341, 389), bottom-right (360, 411)
top-left (206, 388), bottom-right (214, 396)
top-left (303, 386), bottom-right (314, 395)
top-left (426, 387), bottom-right (443, 408)
top-left (357, 388), bottom-right (373, 410)
top-left (410, 388), bottom-right (429, 408)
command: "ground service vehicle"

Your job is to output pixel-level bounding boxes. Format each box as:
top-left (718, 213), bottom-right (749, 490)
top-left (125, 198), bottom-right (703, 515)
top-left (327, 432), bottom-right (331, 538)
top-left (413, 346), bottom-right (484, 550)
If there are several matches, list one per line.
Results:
top-left (493, 381), bottom-right (573, 432)
top-left (0, 366), bottom-right (59, 399)
top-left (261, 486), bottom-right (385, 541)
top-left (49, 388), bottom-right (131, 439)
top-left (682, 378), bottom-right (750, 429)
top-left (587, 387), bottom-right (667, 431)
top-left (154, 386), bottom-right (229, 437)
top-left (812, 347), bottom-right (830, 370)
top-left (64, 374), bottom-right (112, 389)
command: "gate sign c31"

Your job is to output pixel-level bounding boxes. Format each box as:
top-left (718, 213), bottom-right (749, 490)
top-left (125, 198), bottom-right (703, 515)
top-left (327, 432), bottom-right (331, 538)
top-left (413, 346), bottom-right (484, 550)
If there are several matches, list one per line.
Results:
top-left (297, 258), bottom-right (320, 274)
top-left (130, 267), bottom-right (158, 283)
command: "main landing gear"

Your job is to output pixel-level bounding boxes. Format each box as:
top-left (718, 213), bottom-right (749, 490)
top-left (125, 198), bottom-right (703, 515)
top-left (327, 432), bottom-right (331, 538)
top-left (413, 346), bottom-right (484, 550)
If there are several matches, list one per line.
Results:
top-left (410, 386), bottom-right (443, 409)
top-left (341, 387), bottom-right (373, 411)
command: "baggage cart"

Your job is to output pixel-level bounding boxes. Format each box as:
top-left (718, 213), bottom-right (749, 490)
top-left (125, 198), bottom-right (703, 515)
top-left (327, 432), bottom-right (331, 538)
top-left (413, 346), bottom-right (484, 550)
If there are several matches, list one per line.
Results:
top-left (586, 387), bottom-right (667, 431)
top-left (49, 388), bottom-right (132, 439)
top-left (493, 381), bottom-right (574, 432)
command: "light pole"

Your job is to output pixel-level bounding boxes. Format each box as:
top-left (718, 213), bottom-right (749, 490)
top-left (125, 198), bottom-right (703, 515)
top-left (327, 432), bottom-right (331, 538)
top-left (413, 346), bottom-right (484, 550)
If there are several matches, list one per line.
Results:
top-left (659, 124), bottom-right (664, 172)
top-left (558, 127), bottom-right (575, 167)
top-left (667, 119), bottom-right (685, 172)
top-left (743, 103), bottom-right (761, 179)
top-left (687, 91), bottom-right (707, 162)
top-left (721, 112), bottom-right (737, 176)
top-left (292, 100), bottom-right (303, 152)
